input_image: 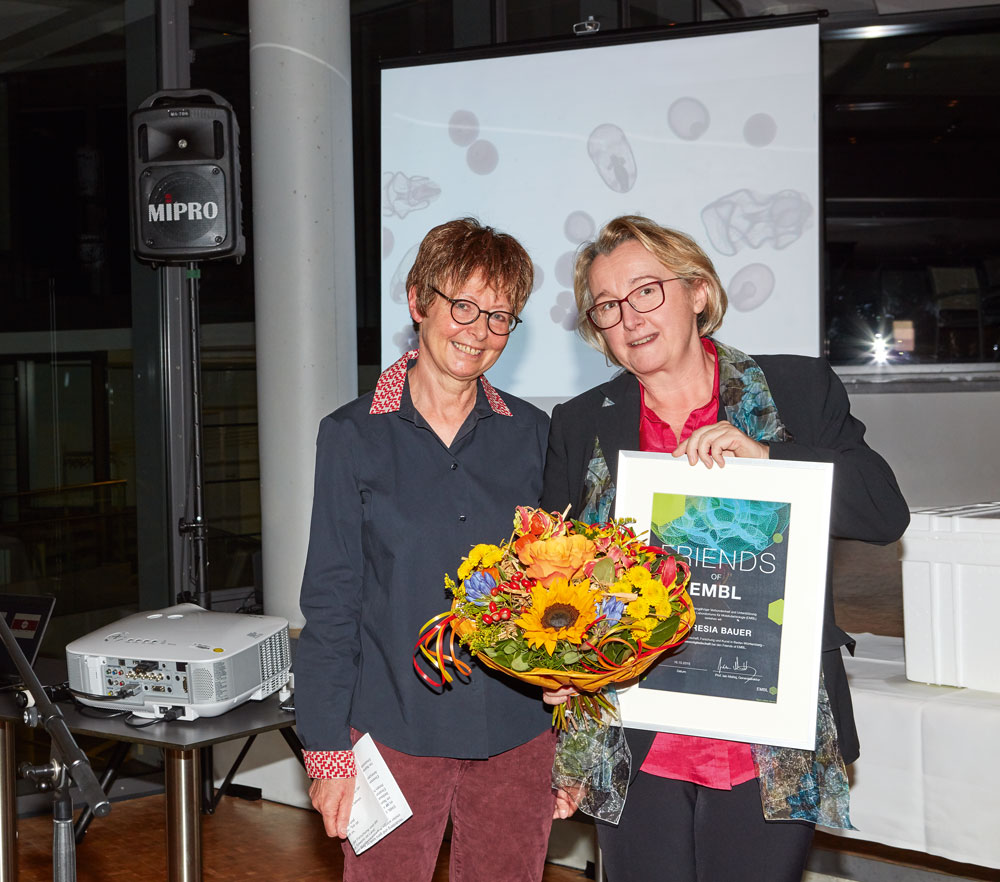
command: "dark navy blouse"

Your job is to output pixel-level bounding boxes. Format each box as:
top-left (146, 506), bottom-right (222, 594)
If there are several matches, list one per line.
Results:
top-left (295, 368), bottom-right (552, 758)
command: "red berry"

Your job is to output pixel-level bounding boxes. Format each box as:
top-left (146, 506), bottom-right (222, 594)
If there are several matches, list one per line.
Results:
top-left (482, 614), bottom-right (493, 625)
top-left (489, 601), bottom-right (498, 613)
top-left (500, 609), bottom-right (511, 621)
top-left (491, 587), bottom-right (501, 596)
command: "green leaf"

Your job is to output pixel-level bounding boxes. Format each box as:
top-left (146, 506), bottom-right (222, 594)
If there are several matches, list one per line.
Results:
top-left (590, 558), bottom-right (615, 584)
top-left (602, 643), bottom-right (629, 664)
top-left (646, 617), bottom-right (680, 647)
top-left (511, 653), bottom-right (532, 672)
top-left (562, 650), bottom-right (581, 664)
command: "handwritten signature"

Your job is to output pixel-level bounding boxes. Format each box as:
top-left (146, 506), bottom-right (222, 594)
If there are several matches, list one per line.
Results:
top-left (715, 656), bottom-right (759, 682)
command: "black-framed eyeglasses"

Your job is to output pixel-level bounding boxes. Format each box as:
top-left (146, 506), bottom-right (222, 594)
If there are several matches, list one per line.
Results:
top-left (431, 287), bottom-right (522, 335)
top-left (585, 277), bottom-right (682, 330)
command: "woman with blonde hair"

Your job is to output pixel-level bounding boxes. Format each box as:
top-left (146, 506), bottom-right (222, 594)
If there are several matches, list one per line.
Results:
top-left (544, 214), bottom-right (908, 881)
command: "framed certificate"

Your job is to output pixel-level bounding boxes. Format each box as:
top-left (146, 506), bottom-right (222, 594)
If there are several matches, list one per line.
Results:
top-left (614, 452), bottom-right (833, 750)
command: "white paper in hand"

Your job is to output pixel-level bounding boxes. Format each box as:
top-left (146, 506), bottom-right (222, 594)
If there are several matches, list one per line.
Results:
top-left (346, 733), bottom-right (413, 855)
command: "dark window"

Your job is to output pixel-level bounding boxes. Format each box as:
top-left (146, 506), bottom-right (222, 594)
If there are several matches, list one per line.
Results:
top-left (822, 24), bottom-right (1000, 365)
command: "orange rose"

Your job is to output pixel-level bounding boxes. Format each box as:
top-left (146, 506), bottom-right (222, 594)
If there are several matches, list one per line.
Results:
top-left (518, 534), bottom-right (596, 586)
top-left (513, 535), bottom-right (534, 557)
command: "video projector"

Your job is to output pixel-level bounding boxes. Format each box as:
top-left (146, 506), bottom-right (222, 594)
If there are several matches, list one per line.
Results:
top-left (66, 603), bottom-right (290, 720)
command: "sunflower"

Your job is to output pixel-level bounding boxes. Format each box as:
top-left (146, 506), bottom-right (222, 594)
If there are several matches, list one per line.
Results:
top-left (514, 576), bottom-right (596, 655)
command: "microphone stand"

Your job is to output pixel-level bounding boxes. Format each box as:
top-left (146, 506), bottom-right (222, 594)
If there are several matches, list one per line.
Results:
top-left (0, 616), bottom-right (110, 882)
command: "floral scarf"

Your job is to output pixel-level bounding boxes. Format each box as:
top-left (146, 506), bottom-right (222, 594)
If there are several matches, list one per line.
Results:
top-left (577, 340), bottom-right (853, 829)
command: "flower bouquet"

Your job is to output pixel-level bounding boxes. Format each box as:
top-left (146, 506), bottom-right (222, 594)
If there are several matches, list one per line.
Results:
top-left (414, 506), bottom-right (695, 729)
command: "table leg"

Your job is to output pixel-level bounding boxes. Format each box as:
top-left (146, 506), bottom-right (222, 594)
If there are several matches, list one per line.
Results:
top-left (0, 721), bottom-right (16, 882)
top-left (164, 747), bottom-right (201, 882)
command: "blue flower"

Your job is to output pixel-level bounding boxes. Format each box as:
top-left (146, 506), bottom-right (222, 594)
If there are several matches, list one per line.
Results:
top-left (598, 595), bottom-right (625, 626)
top-left (463, 571), bottom-right (496, 604)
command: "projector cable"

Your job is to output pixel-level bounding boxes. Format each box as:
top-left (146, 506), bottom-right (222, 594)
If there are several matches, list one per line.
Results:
top-left (72, 699), bottom-right (128, 719)
top-left (69, 684), bottom-right (142, 702)
top-left (125, 707), bottom-right (183, 728)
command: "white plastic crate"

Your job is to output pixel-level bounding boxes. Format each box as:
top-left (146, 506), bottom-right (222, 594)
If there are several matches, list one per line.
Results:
top-left (900, 503), bottom-right (1000, 692)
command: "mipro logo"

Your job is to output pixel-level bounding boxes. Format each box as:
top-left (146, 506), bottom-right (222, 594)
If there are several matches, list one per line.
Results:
top-left (148, 192), bottom-right (219, 223)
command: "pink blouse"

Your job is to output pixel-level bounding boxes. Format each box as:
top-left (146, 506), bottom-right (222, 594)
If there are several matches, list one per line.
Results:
top-left (636, 338), bottom-right (757, 789)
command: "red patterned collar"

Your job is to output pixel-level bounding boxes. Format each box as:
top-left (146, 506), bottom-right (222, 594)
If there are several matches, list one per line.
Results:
top-left (369, 350), bottom-right (512, 417)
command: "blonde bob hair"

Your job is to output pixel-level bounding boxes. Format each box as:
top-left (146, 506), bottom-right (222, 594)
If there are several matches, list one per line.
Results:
top-left (573, 215), bottom-right (727, 366)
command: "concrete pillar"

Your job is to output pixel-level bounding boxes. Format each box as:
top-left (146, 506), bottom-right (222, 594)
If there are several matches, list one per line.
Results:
top-left (249, 0), bottom-right (357, 626)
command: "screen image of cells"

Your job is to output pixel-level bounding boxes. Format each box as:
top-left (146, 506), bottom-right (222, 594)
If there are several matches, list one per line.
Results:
top-left (555, 251), bottom-right (576, 288)
top-left (667, 97), bottom-right (711, 141)
top-left (532, 264), bottom-right (545, 292)
top-left (550, 290), bottom-right (579, 331)
top-left (743, 113), bottom-right (777, 147)
top-left (701, 189), bottom-right (812, 256)
top-left (564, 210), bottom-right (596, 245)
top-left (728, 263), bottom-right (775, 312)
top-left (392, 323), bottom-right (418, 355)
top-left (466, 139), bottom-right (499, 175)
top-left (449, 110), bottom-right (480, 146)
top-left (382, 171), bottom-right (441, 219)
top-left (388, 244), bottom-right (420, 304)
top-left (587, 124), bottom-right (637, 193)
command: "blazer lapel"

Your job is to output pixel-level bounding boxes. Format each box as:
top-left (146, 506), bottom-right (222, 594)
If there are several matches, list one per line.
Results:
top-left (594, 371), bottom-right (641, 491)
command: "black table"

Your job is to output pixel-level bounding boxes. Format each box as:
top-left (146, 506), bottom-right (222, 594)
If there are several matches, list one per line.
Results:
top-left (0, 685), bottom-right (301, 882)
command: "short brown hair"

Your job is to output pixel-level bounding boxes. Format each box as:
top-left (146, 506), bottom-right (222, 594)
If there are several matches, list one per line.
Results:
top-left (573, 215), bottom-right (727, 365)
top-left (407, 218), bottom-right (534, 318)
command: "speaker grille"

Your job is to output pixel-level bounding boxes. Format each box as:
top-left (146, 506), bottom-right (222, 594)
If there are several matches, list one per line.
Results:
top-left (191, 668), bottom-right (217, 702)
top-left (139, 167), bottom-right (228, 249)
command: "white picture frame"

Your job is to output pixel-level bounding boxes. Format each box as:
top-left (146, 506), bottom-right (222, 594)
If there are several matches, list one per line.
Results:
top-left (614, 452), bottom-right (833, 750)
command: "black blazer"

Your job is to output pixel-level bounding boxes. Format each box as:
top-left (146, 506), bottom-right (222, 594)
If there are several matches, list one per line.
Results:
top-left (541, 355), bottom-right (909, 765)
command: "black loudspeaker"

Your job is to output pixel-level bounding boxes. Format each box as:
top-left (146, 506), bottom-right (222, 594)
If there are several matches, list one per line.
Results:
top-left (129, 89), bottom-right (245, 265)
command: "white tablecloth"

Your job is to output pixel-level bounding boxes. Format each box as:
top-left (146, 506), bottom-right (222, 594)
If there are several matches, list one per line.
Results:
top-left (824, 633), bottom-right (1000, 869)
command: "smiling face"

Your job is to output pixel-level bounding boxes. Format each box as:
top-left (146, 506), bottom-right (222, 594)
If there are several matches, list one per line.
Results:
top-left (408, 271), bottom-right (511, 388)
top-left (588, 240), bottom-right (707, 381)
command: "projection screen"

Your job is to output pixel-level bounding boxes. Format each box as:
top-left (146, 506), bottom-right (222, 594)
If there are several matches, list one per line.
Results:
top-left (380, 22), bottom-right (820, 402)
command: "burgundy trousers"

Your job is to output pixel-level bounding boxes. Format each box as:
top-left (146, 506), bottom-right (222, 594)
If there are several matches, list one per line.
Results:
top-left (342, 728), bottom-right (557, 882)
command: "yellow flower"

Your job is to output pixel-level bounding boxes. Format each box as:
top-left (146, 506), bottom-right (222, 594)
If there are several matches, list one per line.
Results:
top-left (641, 580), bottom-right (672, 612)
top-left (518, 535), bottom-right (596, 586)
top-left (514, 576), bottom-right (596, 655)
top-left (611, 565), bottom-right (653, 595)
top-left (457, 544), bottom-right (505, 581)
top-left (626, 578), bottom-right (672, 620)
top-left (629, 616), bottom-right (659, 643)
top-left (625, 576), bottom-right (677, 641)
top-left (626, 596), bottom-right (651, 620)
top-left (627, 566), bottom-right (652, 586)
